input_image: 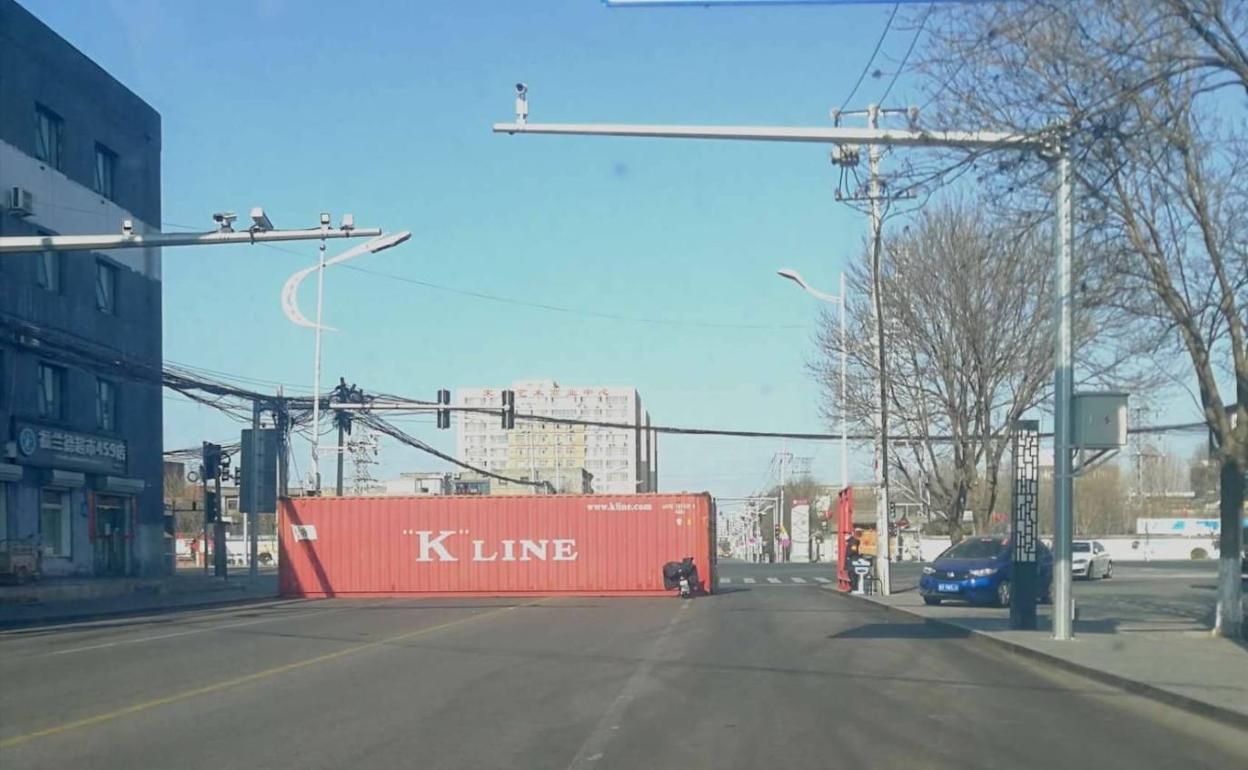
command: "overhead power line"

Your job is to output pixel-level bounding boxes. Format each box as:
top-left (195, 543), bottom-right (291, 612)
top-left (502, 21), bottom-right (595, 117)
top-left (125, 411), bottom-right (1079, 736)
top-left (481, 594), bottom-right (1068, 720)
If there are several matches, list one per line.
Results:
top-left (356, 412), bottom-right (550, 491)
top-left (339, 264), bottom-right (806, 331)
top-left (877, 3), bottom-right (931, 105)
top-left (838, 2), bottom-right (900, 113)
top-left (353, 401), bottom-right (1213, 443)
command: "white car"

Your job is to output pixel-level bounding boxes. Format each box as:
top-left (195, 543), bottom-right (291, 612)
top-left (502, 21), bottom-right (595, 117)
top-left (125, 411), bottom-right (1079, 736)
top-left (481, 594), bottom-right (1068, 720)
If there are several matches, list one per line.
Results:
top-left (1072, 540), bottom-right (1112, 579)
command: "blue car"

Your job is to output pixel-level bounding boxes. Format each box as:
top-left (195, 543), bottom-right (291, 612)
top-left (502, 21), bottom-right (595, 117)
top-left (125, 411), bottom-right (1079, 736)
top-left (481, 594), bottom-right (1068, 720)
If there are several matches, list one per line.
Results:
top-left (919, 535), bottom-right (1053, 607)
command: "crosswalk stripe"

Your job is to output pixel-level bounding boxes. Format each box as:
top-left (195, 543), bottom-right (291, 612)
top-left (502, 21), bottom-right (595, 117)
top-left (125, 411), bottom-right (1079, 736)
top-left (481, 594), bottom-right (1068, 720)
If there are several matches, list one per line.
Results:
top-left (790, 577), bottom-right (807, 583)
top-left (719, 577), bottom-right (732, 584)
top-left (814, 576), bottom-right (830, 583)
top-left (743, 578), bottom-right (757, 584)
top-left (766, 577), bottom-right (781, 584)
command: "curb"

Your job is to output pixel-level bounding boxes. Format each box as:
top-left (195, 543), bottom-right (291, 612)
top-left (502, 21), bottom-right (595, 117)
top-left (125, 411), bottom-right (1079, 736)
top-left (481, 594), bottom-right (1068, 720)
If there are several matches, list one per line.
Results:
top-left (822, 585), bottom-right (1248, 731)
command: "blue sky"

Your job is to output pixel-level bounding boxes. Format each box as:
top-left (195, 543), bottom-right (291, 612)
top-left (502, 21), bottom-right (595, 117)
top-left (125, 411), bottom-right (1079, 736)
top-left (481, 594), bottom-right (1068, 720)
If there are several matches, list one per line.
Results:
top-left (20, 0), bottom-right (1204, 496)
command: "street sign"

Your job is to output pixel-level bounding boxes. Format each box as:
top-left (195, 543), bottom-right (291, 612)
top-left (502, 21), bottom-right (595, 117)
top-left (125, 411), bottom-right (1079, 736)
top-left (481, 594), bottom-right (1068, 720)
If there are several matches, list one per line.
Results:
top-left (240, 428), bottom-right (279, 513)
top-left (12, 420), bottom-right (127, 475)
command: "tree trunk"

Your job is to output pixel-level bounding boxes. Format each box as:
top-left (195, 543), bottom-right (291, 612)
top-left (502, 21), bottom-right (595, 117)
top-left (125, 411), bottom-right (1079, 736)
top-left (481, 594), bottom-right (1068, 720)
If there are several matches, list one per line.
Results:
top-left (947, 484), bottom-right (970, 544)
top-left (1214, 452), bottom-right (1244, 639)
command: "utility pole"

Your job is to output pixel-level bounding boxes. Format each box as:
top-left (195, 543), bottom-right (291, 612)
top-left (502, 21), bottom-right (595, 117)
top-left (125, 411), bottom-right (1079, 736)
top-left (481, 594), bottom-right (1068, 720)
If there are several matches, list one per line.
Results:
top-left (249, 400), bottom-right (261, 577)
top-left (1052, 147), bottom-right (1075, 640)
top-left (310, 235), bottom-right (327, 494)
top-left (839, 271), bottom-right (849, 494)
top-left (213, 457), bottom-right (226, 579)
top-left (276, 387), bottom-right (290, 498)
top-left (833, 103), bottom-right (912, 595)
top-left (778, 440), bottom-right (788, 563)
top-left (336, 415), bottom-right (347, 497)
top-left (868, 104), bottom-right (892, 597)
top-left (200, 462), bottom-right (209, 575)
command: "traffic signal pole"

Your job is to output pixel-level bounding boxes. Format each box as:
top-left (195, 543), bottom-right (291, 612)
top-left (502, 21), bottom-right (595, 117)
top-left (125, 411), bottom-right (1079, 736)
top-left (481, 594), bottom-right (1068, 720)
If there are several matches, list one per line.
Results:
top-left (491, 99), bottom-right (1084, 636)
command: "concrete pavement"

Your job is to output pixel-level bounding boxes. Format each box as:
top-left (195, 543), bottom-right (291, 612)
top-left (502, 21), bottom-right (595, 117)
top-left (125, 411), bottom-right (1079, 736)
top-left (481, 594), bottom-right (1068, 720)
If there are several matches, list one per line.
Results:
top-left (2, 575), bottom-right (1244, 768)
top-left (856, 561), bottom-right (1248, 726)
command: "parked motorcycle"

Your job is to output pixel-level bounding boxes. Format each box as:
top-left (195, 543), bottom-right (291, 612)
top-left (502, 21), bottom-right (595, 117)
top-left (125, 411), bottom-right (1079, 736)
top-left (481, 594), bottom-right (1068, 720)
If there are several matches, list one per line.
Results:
top-left (662, 557), bottom-right (702, 598)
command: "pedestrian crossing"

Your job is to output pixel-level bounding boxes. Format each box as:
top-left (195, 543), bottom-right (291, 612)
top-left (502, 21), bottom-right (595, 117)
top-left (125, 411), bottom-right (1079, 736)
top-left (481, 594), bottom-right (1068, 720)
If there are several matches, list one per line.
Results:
top-left (718, 575), bottom-right (834, 586)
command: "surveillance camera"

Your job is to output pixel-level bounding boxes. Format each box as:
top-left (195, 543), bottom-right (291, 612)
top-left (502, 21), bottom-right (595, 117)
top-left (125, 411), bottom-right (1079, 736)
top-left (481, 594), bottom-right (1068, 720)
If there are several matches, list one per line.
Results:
top-left (515, 83), bottom-right (529, 125)
top-left (320, 212), bottom-right (331, 227)
top-left (212, 211), bottom-right (237, 231)
top-left (249, 206), bottom-right (274, 231)
top-left (340, 213), bottom-right (355, 232)
top-left (121, 220), bottom-right (133, 235)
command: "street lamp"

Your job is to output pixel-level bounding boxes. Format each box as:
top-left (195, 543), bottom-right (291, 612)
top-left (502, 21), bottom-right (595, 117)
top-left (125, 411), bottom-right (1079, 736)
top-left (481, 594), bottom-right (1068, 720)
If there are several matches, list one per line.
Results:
top-left (281, 229), bottom-right (412, 493)
top-left (777, 269), bottom-right (849, 495)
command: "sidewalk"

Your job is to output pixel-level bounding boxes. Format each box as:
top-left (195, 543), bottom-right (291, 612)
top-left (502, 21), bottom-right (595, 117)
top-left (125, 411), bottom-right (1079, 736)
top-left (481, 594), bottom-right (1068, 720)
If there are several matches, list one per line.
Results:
top-left (831, 583), bottom-right (1248, 728)
top-left (0, 569), bottom-right (279, 627)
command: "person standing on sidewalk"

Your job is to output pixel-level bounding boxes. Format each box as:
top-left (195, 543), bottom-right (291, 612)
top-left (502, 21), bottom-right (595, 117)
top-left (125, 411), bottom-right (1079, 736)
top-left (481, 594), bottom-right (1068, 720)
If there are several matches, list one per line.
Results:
top-left (845, 528), bottom-right (863, 591)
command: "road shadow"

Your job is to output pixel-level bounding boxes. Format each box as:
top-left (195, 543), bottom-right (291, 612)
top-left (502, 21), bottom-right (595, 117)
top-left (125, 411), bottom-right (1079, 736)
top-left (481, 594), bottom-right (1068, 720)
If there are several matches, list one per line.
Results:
top-left (828, 621), bottom-right (971, 640)
top-left (922, 612), bottom-right (1121, 635)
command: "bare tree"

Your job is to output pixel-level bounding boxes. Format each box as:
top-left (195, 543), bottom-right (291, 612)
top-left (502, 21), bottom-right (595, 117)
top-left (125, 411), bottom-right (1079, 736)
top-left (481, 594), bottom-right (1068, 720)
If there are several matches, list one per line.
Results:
top-left (813, 202), bottom-right (1060, 543)
top-left (920, 0), bottom-right (1247, 637)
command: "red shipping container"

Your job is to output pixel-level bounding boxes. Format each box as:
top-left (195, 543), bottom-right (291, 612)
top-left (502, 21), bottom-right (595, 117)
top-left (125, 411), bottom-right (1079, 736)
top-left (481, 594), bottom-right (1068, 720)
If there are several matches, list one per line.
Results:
top-left (279, 493), bottom-right (716, 597)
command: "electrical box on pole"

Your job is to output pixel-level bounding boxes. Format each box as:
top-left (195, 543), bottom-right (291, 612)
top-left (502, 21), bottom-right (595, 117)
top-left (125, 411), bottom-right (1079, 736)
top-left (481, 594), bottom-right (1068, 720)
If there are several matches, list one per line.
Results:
top-left (437, 389), bottom-right (451, 430)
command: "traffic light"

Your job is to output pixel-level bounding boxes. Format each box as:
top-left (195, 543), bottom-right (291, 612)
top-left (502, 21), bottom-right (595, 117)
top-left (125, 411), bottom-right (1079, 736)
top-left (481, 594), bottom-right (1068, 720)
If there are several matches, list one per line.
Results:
top-left (436, 389), bottom-right (451, 430)
top-left (205, 490), bottom-right (220, 523)
top-left (501, 389), bottom-right (515, 430)
top-left (202, 442), bottom-right (222, 481)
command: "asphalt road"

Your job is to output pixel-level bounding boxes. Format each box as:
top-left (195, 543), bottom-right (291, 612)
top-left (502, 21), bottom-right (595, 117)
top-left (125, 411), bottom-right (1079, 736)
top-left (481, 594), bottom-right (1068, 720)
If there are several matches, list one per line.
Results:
top-left (1, 574), bottom-right (1244, 769)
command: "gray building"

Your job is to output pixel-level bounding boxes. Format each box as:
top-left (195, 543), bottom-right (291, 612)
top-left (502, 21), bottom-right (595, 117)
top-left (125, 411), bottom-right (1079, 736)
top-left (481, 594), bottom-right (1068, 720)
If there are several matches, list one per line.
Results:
top-left (0, 0), bottom-right (164, 577)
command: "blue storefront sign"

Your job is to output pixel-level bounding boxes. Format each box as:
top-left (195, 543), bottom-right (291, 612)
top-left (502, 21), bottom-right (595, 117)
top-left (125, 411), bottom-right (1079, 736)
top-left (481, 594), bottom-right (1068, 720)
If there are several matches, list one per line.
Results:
top-left (12, 420), bottom-right (128, 475)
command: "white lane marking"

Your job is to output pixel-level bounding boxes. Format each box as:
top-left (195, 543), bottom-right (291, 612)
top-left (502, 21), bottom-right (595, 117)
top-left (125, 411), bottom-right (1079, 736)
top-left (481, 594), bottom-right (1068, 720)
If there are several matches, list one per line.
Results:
top-left (814, 577), bottom-right (831, 583)
top-left (790, 577), bottom-right (807, 584)
top-left (565, 601), bottom-right (689, 769)
top-left (719, 577), bottom-right (732, 584)
top-left (42, 606), bottom-right (355, 657)
top-left (743, 578), bottom-right (757, 584)
top-left (766, 577), bottom-right (782, 584)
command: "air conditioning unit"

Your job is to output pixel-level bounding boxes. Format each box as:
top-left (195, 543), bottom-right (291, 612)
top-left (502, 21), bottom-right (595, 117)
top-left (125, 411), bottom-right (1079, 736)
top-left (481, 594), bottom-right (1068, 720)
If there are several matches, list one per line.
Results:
top-left (7, 186), bottom-right (34, 217)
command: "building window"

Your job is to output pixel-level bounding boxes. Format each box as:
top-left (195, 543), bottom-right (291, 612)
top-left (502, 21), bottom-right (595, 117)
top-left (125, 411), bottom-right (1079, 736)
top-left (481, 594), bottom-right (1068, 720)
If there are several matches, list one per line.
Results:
top-left (36, 250), bottom-right (61, 293)
top-left (35, 104), bottom-right (64, 170)
top-left (40, 488), bottom-right (71, 557)
top-left (97, 379), bottom-right (117, 431)
top-left (37, 363), bottom-right (65, 420)
top-left (0, 484), bottom-right (7, 544)
top-left (96, 260), bottom-right (118, 314)
top-left (94, 143), bottom-right (117, 199)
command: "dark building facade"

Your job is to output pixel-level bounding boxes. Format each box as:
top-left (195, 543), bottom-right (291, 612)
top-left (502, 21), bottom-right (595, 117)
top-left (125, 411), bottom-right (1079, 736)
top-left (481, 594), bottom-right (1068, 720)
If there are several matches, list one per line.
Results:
top-left (0, 0), bottom-right (164, 576)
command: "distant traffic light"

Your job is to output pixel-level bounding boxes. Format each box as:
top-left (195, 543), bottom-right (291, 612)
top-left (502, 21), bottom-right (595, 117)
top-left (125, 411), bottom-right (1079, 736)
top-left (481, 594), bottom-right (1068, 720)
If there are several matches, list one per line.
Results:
top-left (202, 442), bottom-right (222, 481)
top-left (437, 389), bottom-right (451, 430)
top-left (501, 390), bottom-right (515, 430)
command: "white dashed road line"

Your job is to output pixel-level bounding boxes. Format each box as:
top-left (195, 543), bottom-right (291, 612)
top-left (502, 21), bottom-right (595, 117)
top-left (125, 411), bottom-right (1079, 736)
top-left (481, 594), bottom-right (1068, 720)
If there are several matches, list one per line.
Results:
top-left (743, 578), bottom-right (757, 584)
